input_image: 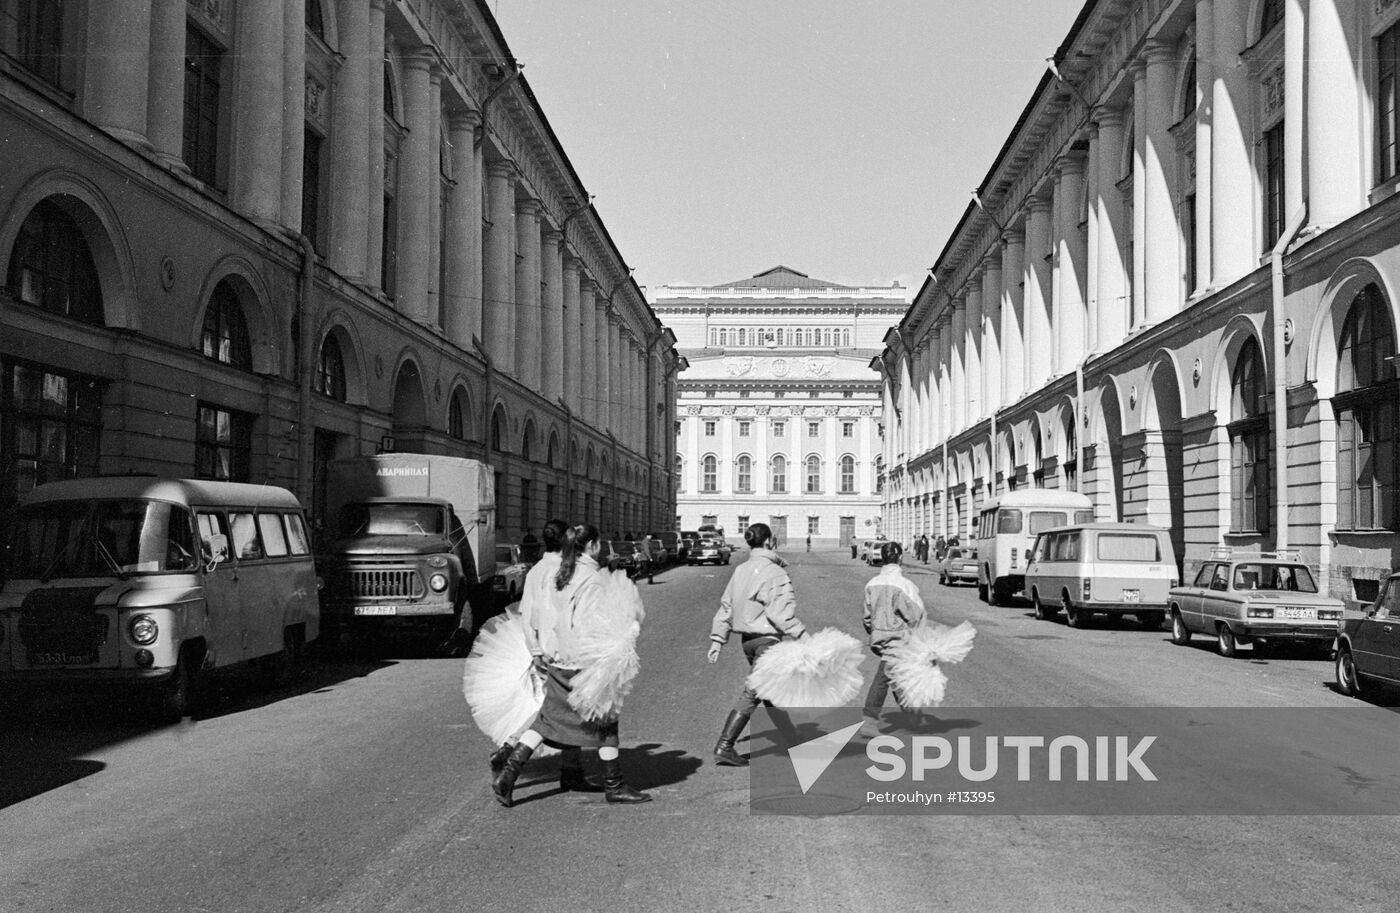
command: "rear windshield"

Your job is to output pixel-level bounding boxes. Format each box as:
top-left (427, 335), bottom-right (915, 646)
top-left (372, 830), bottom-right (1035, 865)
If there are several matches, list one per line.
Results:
top-left (339, 503), bottom-right (445, 537)
top-left (1232, 563), bottom-right (1318, 593)
top-left (5, 499), bottom-right (198, 578)
top-left (996, 509), bottom-right (1022, 534)
top-left (1096, 533), bottom-right (1163, 562)
top-left (1029, 511), bottom-right (1068, 535)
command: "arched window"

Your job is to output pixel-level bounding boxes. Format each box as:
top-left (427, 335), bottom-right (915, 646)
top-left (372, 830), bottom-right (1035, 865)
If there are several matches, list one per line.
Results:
top-left (305, 0), bottom-right (325, 39)
top-left (7, 199), bottom-right (103, 325)
top-left (201, 280), bottom-right (252, 369)
top-left (1336, 284), bottom-right (1398, 530)
top-left (776, 328), bottom-right (785, 346)
top-left (718, 328), bottom-right (728, 346)
top-left (805, 455), bottom-right (822, 494)
top-left (448, 390), bottom-right (468, 441)
top-left (771, 455), bottom-right (787, 493)
top-left (547, 432), bottom-right (559, 468)
top-left (1229, 337), bottom-right (1269, 533)
top-left (521, 422), bottom-right (534, 462)
top-left (702, 454), bottom-right (717, 492)
top-left (736, 454), bottom-right (752, 492)
top-left (840, 454), bottom-right (856, 493)
top-left (491, 408), bottom-right (505, 451)
top-left (315, 333), bottom-right (346, 401)
top-left (738, 328), bottom-right (747, 346)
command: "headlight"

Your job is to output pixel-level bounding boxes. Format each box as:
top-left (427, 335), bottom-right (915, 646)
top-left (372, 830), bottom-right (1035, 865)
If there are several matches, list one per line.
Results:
top-left (427, 555), bottom-right (448, 568)
top-left (129, 614), bottom-right (159, 645)
top-left (428, 573), bottom-right (449, 592)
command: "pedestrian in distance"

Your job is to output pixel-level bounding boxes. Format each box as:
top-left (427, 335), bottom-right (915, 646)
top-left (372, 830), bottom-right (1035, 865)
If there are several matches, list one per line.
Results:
top-left (934, 534), bottom-right (947, 562)
top-left (637, 534), bottom-right (655, 584)
top-left (806, 535), bottom-right (811, 552)
top-left (862, 541), bottom-right (926, 720)
top-left (706, 522), bottom-right (809, 766)
top-left (920, 533), bottom-right (930, 564)
top-left (492, 523), bottom-right (651, 806)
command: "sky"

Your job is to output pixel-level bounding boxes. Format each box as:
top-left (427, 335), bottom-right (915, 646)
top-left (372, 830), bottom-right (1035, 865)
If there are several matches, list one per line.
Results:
top-left (490, 1), bottom-right (1088, 298)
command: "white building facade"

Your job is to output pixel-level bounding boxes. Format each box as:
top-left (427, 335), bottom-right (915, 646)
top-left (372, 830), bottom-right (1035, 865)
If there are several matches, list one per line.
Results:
top-left (879, 0), bottom-right (1400, 606)
top-left (653, 267), bottom-right (904, 547)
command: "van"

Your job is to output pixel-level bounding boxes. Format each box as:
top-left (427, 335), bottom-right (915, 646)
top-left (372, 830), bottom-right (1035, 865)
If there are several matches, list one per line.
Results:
top-left (0, 477), bottom-right (320, 719)
top-left (1024, 522), bottom-right (1177, 629)
top-left (974, 490), bottom-right (1096, 605)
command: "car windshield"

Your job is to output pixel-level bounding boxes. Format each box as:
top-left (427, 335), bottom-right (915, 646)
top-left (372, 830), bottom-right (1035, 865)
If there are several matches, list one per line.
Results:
top-left (5, 499), bottom-right (199, 579)
top-left (1231, 563), bottom-right (1318, 593)
top-left (612, 542), bottom-right (636, 555)
top-left (495, 545), bottom-right (516, 565)
top-left (339, 503), bottom-right (445, 537)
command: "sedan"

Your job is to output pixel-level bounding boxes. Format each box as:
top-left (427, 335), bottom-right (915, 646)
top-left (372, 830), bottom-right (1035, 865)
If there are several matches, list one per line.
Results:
top-left (690, 537), bottom-right (731, 566)
top-left (1336, 572), bottom-right (1400, 698)
top-left (939, 547), bottom-right (979, 586)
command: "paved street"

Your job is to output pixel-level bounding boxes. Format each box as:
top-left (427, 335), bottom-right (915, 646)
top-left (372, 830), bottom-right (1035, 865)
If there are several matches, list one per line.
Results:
top-left (3, 549), bottom-right (1399, 913)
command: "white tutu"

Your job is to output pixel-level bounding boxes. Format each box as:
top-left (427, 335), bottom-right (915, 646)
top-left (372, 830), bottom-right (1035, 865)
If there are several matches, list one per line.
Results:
top-left (567, 569), bottom-right (644, 722)
top-left (461, 613), bottom-right (548, 746)
top-left (884, 620), bottom-right (977, 707)
top-left (746, 627), bottom-right (866, 708)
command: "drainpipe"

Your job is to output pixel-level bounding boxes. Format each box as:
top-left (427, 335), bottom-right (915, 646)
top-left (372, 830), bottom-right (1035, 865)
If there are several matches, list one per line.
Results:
top-left (295, 234), bottom-right (316, 508)
top-left (473, 62), bottom-right (523, 152)
top-left (1271, 204), bottom-right (1307, 551)
top-left (1075, 358), bottom-right (1086, 495)
top-left (471, 335), bottom-right (493, 456)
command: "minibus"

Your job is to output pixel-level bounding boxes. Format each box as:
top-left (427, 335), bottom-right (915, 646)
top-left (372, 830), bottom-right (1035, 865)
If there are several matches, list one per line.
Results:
top-left (974, 489), bottom-right (1095, 604)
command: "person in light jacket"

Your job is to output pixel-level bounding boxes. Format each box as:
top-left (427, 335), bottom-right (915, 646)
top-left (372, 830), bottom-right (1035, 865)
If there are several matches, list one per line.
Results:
top-left (862, 540), bottom-right (927, 719)
top-left (705, 522), bottom-right (808, 766)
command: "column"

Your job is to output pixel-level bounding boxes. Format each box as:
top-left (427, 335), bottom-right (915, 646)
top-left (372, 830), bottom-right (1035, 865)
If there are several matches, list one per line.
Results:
top-left (329, 0), bottom-right (370, 278)
top-left (147, 0), bottom-right (186, 166)
top-left (718, 411), bottom-right (734, 497)
top-left (951, 299), bottom-right (967, 433)
top-left (965, 275), bottom-right (983, 422)
top-left (824, 411), bottom-right (839, 500)
top-left (562, 256), bottom-right (581, 413)
top-left (1095, 107), bottom-right (1129, 348)
top-left (278, 0), bottom-right (306, 231)
top-left (1212, 0), bottom-right (1255, 284)
top-left (1055, 155), bottom-right (1087, 365)
top-left (580, 279), bottom-right (598, 425)
top-left (1194, 2), bottom-right (1214, 292)
top-left (938, 317), bottom-right (952, 444)
top-left (928, 325), bottom-right (943, 444)
top-left (754, 411), bottom-right (769, 496)
top-left (230, 0), bottom-right (284, 222)
top-left (444, 111), bottom-right (482, 349)
top-left (910, 344), bottom-right (924, 454)
top-left (1132, 61), bottom-right (1149, 331)
top-left (611, 318), bottom-right (624, 438)
top-left (981, 252), bottom-right (1003, 415)
top-left (366, 0), bottom-right (387, 285)
top-left (542, 229), bottom-right (565, 403)
top-left (426, 68), bottom-right (443, 327)
top-left (515, 200), bottom-right (543, 388)
top-left (601, 308), bottom-right (617, 433)
top-left (397, 51), bottom-right (436, 324)
top-left (1144, 40), bottom-right (1180, 325)
top-left (84, 3), bottom-right (152, 146)
top-left (1307, 0), bottom-right (1362, 228)
top-left (1001, 227), bottom-right (1025, 403)
top-left (1085, 121), bottom-right (1100, 353)
top-left (483, 160), bottom-right (516, 371)
top-left (1024, 197), bottom-right (1053, 391)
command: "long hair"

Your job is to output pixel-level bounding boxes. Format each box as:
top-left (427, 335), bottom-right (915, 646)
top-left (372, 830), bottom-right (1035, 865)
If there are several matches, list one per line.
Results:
top-left (542, 518), bottom-right (568, 553)
top-left (556, 523), bottom-right (601, 590)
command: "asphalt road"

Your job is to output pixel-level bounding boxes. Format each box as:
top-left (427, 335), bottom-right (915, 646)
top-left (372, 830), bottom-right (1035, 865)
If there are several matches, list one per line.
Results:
top-left (3, 549), bottom-right (1399, 913)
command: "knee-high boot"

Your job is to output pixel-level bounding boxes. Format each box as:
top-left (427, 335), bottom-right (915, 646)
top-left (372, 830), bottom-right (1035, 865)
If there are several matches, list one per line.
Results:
top-left (491, 742), bottom-right (534, 808)
top-left (559, 746), bottom-right (602, 792)
top-left (602, 757), bottom-right (652, 804)
top-left (713, 709), bottom-right (751, 767)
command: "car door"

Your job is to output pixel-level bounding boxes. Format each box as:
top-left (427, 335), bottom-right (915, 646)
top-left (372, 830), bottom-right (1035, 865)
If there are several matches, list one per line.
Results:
top-left (196, 509), bottom-right (243, 667)
top-left (1352, 579), bottom-right (1400, 683)
top-left (1176, 562), bottom-right (1212, 630)
top-left (1200, 563), bottom-right (1231, 631)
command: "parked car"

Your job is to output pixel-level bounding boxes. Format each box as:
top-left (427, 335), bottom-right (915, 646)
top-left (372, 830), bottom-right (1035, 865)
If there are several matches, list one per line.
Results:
top-left (1167, 550), bottom-right (1345, 657)
top-left (1336, 572), bottom-right (1400, 698)
top-left (939, 547), bottom-right (979, 586)
top-left (602, 540), bottom-right (640, 572)
top-left (651, 531), bottom-right (681, 565)
top-left (1024, 523), bottom-right (1177, 629)
top-left (690, 537), bottom-right (732, 565)
top-left (494, 543), bottom-right (534, 604)
top-left (859, 538), bottom-right (887, 564)
top-left (678, 531), bottom-right (700, 564)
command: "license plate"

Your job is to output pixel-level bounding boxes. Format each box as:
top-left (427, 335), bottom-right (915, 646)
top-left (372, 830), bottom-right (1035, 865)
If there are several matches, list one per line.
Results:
top-left (1279, 607), bottom-right (1316, 620)
top-left (1122, 589), bottom-right (1140, 603)
top-left (354, 605), bottom-right (398, 616)
top-left (30, 651), bottom-right (98, 665)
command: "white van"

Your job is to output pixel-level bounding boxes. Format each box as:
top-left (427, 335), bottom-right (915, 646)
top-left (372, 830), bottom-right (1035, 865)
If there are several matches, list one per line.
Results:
top-left (974, 490), bottom-right (1096, 605)
top-left (1024, 522), bottom-right (1178, 629)
top-left (0, 477), bottom-right (320, 719)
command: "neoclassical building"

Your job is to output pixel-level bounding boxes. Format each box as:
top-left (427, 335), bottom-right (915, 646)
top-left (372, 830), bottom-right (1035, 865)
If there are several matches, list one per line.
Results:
top-left (879, 0), bottom-right (1400, 604)
top-left (0, 0), bottom-right (679, 541)
top-left (653, 267), bottom-right (904, 547)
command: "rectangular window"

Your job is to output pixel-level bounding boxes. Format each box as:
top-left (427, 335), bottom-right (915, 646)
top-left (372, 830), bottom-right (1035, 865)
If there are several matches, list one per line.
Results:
top-left (807, 516), bottom-right (820, 535)
top-left (1337, 401), bottom-right (1398, 531)
top-left (183, 25), bottom-right (223, 188)
top-left (842, 421), bottom-right (854, 438)
top-left (1183, 193), bottom-right (1197, 295)
top-left (1263, 122), bottom-right (1285, 250)
top-left (302, 128), bottom-right (324, 252)
top-left (195, 402), bottom-right (251, 482)
top-left (228, 511), bottom-right (262, 560)
top-left (702, 514), bottom-right (717, 527)
top-left (1, 360), bottom-right (102, 510)
top-left (283, 513), bottom-right (311, 555)
top-left (1380, 23), bottom-right (1400, 183)
top-left (737, 514), bottom-right (749, 530)
top-left (1, 0), bottom-right (74, 91)
top-left (773, 421), bottom-right (785, 436)
top-left (807, 421), bottom-right (819, 437)
top-left (1229, 424), bottom-right (1270, 533)
top-left (1096, 533), bottom-right (1162, 562)
top-left (257, 513), bottom-right (290, 558)
top-left (738, 421), bottom-right (750, 437)
top-left (704, 421), bottom-right (716, 437)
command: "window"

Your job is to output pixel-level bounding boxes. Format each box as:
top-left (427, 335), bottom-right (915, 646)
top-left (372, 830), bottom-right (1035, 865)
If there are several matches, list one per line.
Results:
top-left (738, 420), bottom-right (750, 437)
top-left (739, 390), bottom-right (750, 399)
top-left (7, 199), bottom-right (103, 325)
top-left (771, 455), bottom-right (787, 493)
top-left (1028, 511), bottom-right (1068, 535)
top-left (736, 514), bottom-right (749, 530)
top-left (0, 360), bottom-right (101, 507)
top-left (805, 455), bottom-right (821, 494)
top-left (774, 390), bottom-right (785, 398)
top-left (773, 421), bottom-right (786, 436)
top-left (1229, 337), bottom-right (1269, 533)
top-left (229, 511), bottom-right (262, 560)
top-left (1096, 534), bottom-right (1162, 562)
top-left (196, 402), bottom-right (251, 482)
top-left (807, 421), bottom-right (820, 437)
top-left (702, 514), bottom-right (718, 527)
top-left (839, 455), bottom-right (855, 493)
top-left (284, 513), bottom-right (311, 555)
top-left (316, 333), bottom-right (347, 401)
top-left (807, 516), bottom-right (820, 535)
top-left (201, 280), bottom-right (251, 369)
top-left (1336, 283), bottom-right (1398, 530)
top-left (183, 25), bottom-right (224, 188)
top-left (491, 411), bottom-right (504, 451)
top-left (704, 390), bottom-right (715, 398)
top-left (704, 420), bottom-right (716, 437)
top-left (1259, 0), bottom-right (1283, 36)
top-left (1263, 122), bottom-right (1285, 251)
top-left (736, 454), bottom-right (752, 492)
top-left (302, 127), bottom-right (325, 251)
top-left (842, 421), bottom-right (854, 438)
top-left (702, 454), bottom-right (717, 492)
top-left (449, 391), bottom-right (467, 440)
top-left (718, 328), bottom-right (728, 346)
top-left (257, 513), bottom-right (290, 558)
top-left (1380, 22), bottom-right (1400, 184)
top-left (1, 0), bottom-right (75, 91)
top-left (996, 509), bottom-right (1023, 534)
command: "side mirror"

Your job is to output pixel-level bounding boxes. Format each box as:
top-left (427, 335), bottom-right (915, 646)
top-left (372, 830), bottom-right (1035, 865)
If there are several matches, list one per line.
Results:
top-left (204, 533), bottom-right (229, 569)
